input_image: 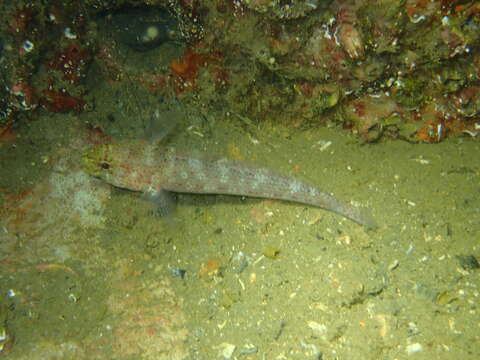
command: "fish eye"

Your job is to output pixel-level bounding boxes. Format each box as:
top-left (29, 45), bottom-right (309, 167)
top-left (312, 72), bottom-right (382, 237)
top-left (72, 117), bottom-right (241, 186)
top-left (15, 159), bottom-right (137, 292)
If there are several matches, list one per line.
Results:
top-left (100, 162), bottom-right (110, 169)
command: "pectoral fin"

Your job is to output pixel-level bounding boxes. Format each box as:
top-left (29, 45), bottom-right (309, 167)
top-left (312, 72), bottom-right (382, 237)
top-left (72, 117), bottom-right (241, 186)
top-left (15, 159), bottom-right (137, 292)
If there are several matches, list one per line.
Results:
top-left (143, 189), bottom-right (177, 217)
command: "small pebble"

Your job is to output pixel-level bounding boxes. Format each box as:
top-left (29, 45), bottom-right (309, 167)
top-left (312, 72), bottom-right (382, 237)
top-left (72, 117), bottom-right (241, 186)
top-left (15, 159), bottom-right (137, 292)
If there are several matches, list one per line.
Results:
top-left (216, 342), bottom-right (236, 359)
top-left (263, 247), bottom-right (280, 259)
top-left (388, 259), bottom-right (399, 271)
top-left (171, 269), bottom-right (186, 278)
top-left (406, 343), bottom-right (423, 355)
top-left (456, 255), bottom-right (479, 270)
top-left (239, 344), bottom-right (257, 355)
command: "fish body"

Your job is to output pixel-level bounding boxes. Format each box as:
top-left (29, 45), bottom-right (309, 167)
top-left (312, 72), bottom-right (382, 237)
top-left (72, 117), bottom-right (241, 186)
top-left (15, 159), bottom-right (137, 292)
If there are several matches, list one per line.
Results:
top-left (82, 141), bottom-right (376, 229)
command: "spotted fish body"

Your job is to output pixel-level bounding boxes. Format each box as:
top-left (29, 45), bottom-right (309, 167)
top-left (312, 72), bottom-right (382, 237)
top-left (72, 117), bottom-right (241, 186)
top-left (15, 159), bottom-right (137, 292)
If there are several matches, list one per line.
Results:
top-left (82, 141), bottom-right (376, 229)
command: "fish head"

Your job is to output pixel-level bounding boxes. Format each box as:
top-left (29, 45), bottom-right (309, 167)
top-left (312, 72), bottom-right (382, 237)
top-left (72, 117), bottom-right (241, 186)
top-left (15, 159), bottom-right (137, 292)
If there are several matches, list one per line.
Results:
top-left (82, 143), bottom-right (117, 180)
top-left (82, 143), bottom-right (144, 191)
